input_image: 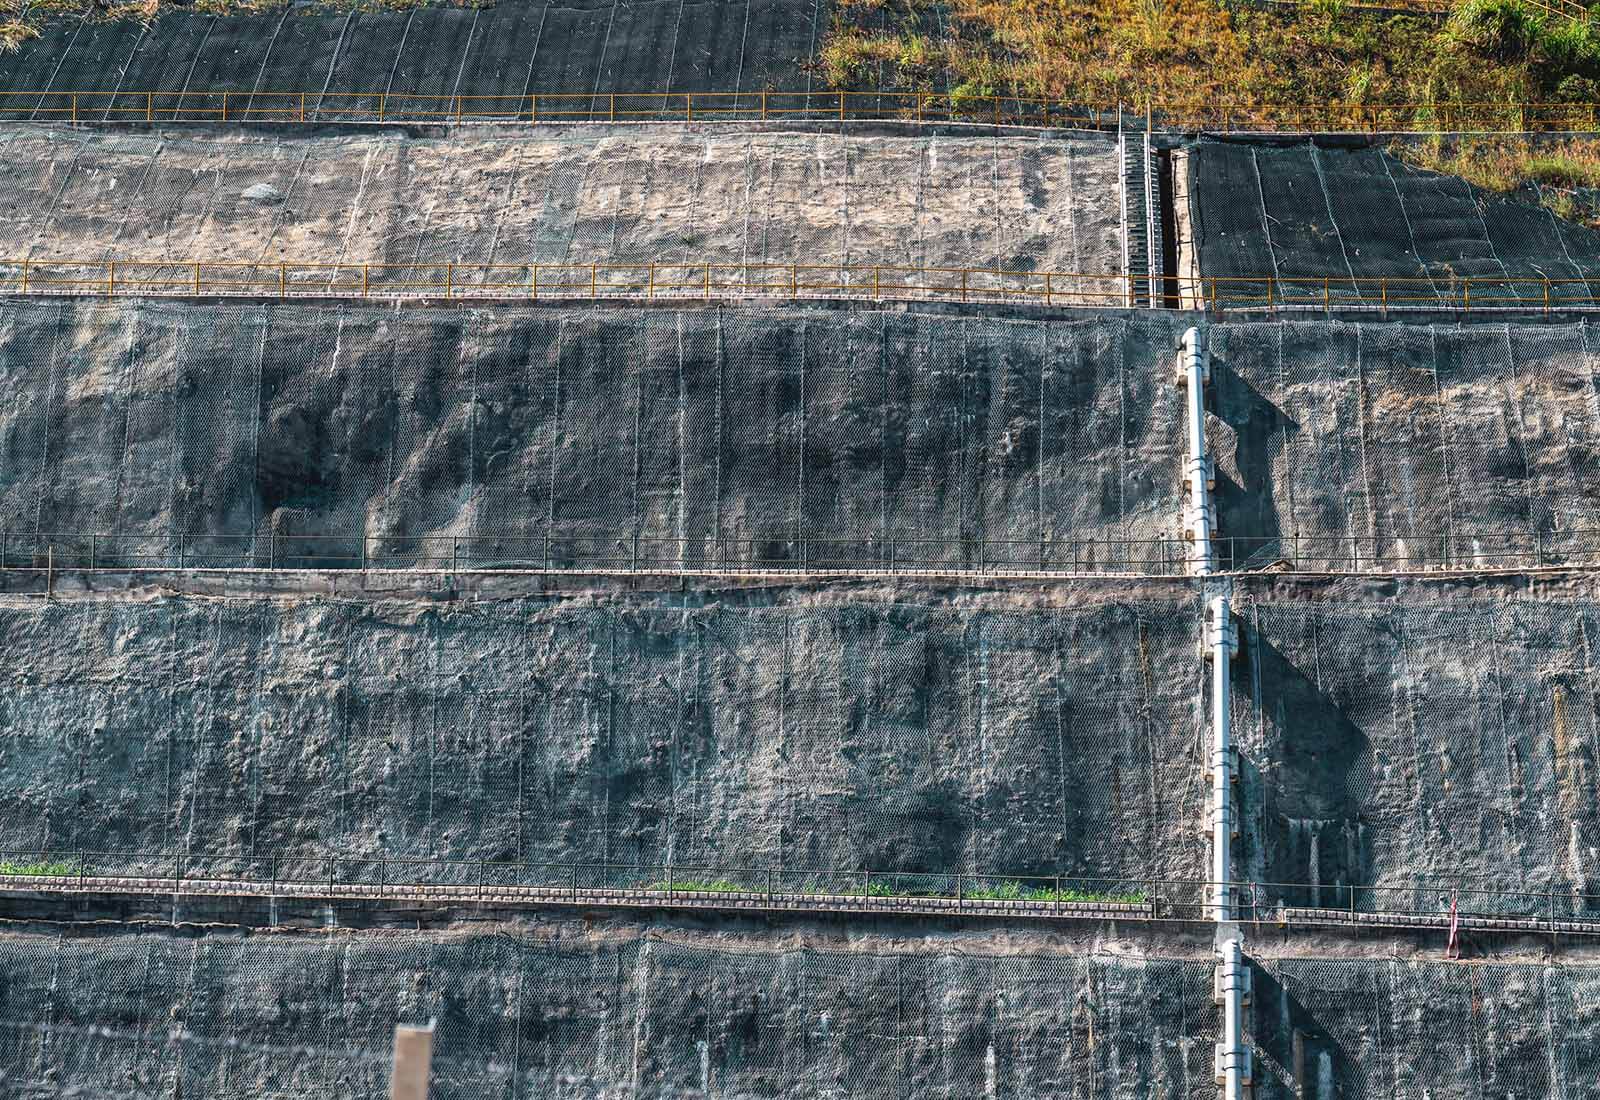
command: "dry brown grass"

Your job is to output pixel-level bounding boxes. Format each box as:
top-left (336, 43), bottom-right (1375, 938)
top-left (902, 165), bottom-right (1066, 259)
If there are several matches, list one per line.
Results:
top-left (1396, 135), bottom-right (1600, 225)
top-left (821, 0), bottom-right (1600, 115)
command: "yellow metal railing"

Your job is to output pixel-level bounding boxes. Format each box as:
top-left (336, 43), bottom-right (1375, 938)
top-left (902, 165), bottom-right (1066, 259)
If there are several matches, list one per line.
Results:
top-left (1, 89), bottom-right (1598, 133)
top-left (1, 259), bottom-right (1598, 313)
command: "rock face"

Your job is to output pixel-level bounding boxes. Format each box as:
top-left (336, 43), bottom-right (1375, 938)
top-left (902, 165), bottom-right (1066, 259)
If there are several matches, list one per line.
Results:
top-left (1208, 320), bottom-right (1600, 570)
top-left (0, 300), bottom-right (1186, 572)
top-left (0, 923), bottom-right (1218, 1100)
top-left (0, 586), bottom-right (1204, 884)
top-left (1235, 595), bottom-right (1600, 914)
top-left (0, 127), bottom-right (1124, 293)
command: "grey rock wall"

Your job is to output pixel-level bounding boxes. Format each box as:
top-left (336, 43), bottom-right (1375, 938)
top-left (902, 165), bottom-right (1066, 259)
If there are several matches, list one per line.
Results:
top-left (0, 300), bottom-right (1187, 572)
top-left (1249, 955), bottom-right (1600, 1098)
top-left (1208, 319), bottom-right (1600, 569)
top-left (0, 588), bottom-right (1204, 883)
top-left (0, 127), bottom-right (1123, 287)
top-left (0, 925), bottom-right (1218, 1100)
top-left (1234, 596), bottom-right (1600, 915)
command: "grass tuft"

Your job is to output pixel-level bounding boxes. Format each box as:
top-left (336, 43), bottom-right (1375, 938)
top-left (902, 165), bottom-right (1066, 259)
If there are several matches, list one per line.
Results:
top-left (0, 858), bottom-right (77, 876)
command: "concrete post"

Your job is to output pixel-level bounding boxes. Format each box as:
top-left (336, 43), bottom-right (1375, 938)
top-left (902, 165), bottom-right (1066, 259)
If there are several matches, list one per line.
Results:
top-left (389, 1022), bottom-right (434, 1100)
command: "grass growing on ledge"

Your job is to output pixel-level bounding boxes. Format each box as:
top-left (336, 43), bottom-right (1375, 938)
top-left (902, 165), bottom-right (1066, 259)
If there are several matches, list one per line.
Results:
top-left (819, 0), bottom-right (1600, 121)
top-left (0, 858), bottom-right (77, 876)
top-left (645, 876), bottom-right (1148, 905)
top-left (1393, 134), bottom-right (1600, 225)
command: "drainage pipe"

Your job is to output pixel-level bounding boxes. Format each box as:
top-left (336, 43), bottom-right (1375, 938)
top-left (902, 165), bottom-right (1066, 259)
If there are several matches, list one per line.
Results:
top-left (1215, 933), bottom-right (1252, 1099)
top-left (1179, 327), bottom-right (1215, 575)
top-left (1207, 593), bottom-right (1238, 921)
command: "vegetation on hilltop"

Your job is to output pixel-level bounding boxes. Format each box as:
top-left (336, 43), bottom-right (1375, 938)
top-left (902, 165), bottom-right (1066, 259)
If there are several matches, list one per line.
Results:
top-left (820, 0), bottom-right (1600, 114)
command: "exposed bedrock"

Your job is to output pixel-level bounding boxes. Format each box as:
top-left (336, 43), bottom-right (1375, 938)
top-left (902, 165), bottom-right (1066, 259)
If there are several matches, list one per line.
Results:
top-left (0, 126), bottom-right (1123, 283)
top-left (0, 300), bottom-right (1187, 572)
top-left (0, 585), bottom-right (1206, 882)
top-left (0, 920), bottom-right (1218, 1100)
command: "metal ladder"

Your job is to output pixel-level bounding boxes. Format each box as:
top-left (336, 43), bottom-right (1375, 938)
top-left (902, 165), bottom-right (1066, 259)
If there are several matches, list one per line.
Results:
top-left (1120, 132), bottom-right (1164, 307)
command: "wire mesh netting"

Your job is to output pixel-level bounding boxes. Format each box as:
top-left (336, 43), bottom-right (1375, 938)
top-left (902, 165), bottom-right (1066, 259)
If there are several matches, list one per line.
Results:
top-left (0, 1), bottom-right (829, 106)
top-left (0, 929), bottom-right (1219, 1100)
top-left (0, 300), bottom-right (1189, 573)
top-left (0, 126), bottom-right (1125, 291)
top-left (1236, 597), bottom-right (1600, 916)
top-left (0, 591), bottom-right (1207, 884)
top-left (1248, 957), bottom-right (1600, 1098)
top-left (1193, 140), bottom-right (1600, 307)
top-left (1208, 318), bottom-right (1600, 571)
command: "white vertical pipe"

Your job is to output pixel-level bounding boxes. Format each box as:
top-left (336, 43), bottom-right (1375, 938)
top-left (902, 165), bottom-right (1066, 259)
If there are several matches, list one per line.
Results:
top-left (1216, 936), bottom-right (1250, 1100)
top-left (1207, 593), bottom-right (1236, 920)
top-left (1208, 594), bottom-right (1248, 1099)
top-left (1180, 327), bottom-right (1214, 576)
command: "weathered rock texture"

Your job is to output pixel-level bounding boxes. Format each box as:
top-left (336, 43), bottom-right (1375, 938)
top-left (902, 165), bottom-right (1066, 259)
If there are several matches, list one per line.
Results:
top-left (0, 923), bottom-right (1218, 1100)
top-left (1208, 318), bottom-right (1600, 569)
top-left (1233, 594), bottom-right (1600, 915)
top-left (0, 585), bottom-right (1205, 883)
top-left (0, 126), bottom-right (1123, 287)
top-left (0, 300), bottom-right (1187, 572)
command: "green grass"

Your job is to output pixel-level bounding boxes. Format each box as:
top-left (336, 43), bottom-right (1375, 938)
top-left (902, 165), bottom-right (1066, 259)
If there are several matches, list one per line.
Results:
top-left (645, 875), bottom-right (1147, 905)
top-left (0, 858), bottom-right (77, 876)
top-left (1394, 134), bottom-right (1600, 226)
top-left (819, 0), bottom-right (1600, 122)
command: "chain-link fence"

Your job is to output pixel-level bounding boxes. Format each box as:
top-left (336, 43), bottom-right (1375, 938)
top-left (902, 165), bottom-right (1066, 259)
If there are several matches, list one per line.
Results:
top-left (1235, 597), bottom-right (1600, 917)
top-left (1210, 319), bottom-right (1600, 571)
top-left (0, 929), bottom-right (1219, 1100)
top-left (1249, 957), bottom-right (1600, 1098)
top-left (0, 591), bottom-right (1208, 886)
top-left (0, 299), bottom-right (1188, 574)
top-left (0, 127), bottom-right (1124, 291)
top-left (1193, 140), bottom-right (1600, 307)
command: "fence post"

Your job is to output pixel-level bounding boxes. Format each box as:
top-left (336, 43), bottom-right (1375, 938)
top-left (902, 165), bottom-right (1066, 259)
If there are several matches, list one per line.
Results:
top-left (529, 93), bottom-right (538, 123)
top-left (591, 263), bottom-right (597, 298)
top-left (221, 92), bottom-right (228, 122)
top-left (379, 93), bottom-right (386, 123)
top-left (300, 92), bottom-right (305, 123)
top-left (107, 261), bottom-right (115, 298)
top-left (446, 263), bottom-right (453, 299)
top-left (72, 94), bottom-right (77, 124)
top-left (839, 90), bottom-right (845, 122)
top-left (194, 261), bottom-right (201, 295)
top-left (1044, 272), bottom-right (1051, 307)
top-left (610, 93), bottom-right (616, 122)
top-left (790, 263), bottom-right (797, 298)
top-left (147, 91), bottom-right (153, 123)
top-left (21, 259), bottom-right (28, 294)
top-left (363, 264), bottom-right (369, 298)
top-left (761, 90), bottom-right (768, 121)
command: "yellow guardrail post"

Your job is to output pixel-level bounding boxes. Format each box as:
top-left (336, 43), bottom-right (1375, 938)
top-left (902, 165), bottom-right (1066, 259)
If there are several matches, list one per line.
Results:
top-left (279, 262), bottom-right (286, 298)
top-left (363, 264), bottom-right (369, 298)
top-left (790, 263), bottom-right (797, 298)
top-left (147, 92), bottom-right (153, 123)
top-left (530, 264), bottom-right (538, 299)
top-left (221, 92), bottom-right (228, 122)
top-left (300, 92), bottom-right (306, 123)
top-left (609, 94), bottom-right (616, 123)
top-left (530, 94), bottom-right (538, 123)
top-left (107, 261), bottom-right (115, 298)
top-left (839, 91), bottom-right (845, 122)
top-left (1324, 277), bottom-right (1330, 314)
top-left (72, 94), bottom-right (78, 124)
top-left (761, 90), bottom-right (767, 121)
top-left (446, 263), bottom-right (453, 299)
top-left (193, 262), bottom-right (200, 294)
top-left (1044, 272), bottom-right (1051, 307)
top-left (647, 263), bottom-right (655, 299)
top-left (702, 264), bottom-right (709, 300)
top-left (21, 259), bottom-right (28, 294)
top-left (379, 93), bottom-right (385, 123)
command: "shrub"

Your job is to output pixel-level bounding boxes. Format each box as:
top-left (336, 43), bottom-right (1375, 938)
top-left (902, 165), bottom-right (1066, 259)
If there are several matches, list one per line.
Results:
top-left (1447, 0), bottom-right (1545, 62)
